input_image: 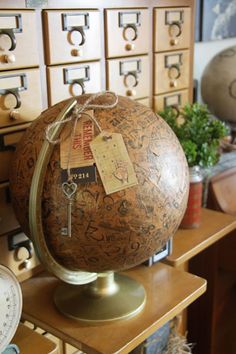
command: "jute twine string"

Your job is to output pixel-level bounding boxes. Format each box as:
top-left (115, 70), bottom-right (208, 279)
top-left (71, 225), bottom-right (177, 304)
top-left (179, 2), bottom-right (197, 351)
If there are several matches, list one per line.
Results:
top-left (45, 91), bottom-right (118, 180)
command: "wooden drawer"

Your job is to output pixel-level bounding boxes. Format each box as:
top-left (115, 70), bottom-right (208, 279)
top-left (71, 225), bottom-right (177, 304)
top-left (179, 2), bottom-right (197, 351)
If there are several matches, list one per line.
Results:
top-left (0, 68), bottom-right (43, 128)
top-left (43, 10), bottom-right (101, 65)
top-left (105, 9), bottom-right (149, 58)
top-left (0, 185), bottom-right (20, 237)
top-left (0, 231), bottom-right (40, 281)
top-left (154, 50), bottom-right (190, 95)
top-left (153, 89), bottom-right (189, 113)
top-left (154, 7), bottom-right (191, 52)
top-left (23, 321), bottom-right (63, 354)
top-left (106, 55), bottom-right (150, 99)
top-left (0, 129), bottom-right (25, 183)
top-left (0, 10), bottom-right (39, 70)
top-left (135, 97), bottom-right (151, 107)
top-left (64, 343), bottom-right (82, 354)
top-left (47, 61), bottom-right (102, 106)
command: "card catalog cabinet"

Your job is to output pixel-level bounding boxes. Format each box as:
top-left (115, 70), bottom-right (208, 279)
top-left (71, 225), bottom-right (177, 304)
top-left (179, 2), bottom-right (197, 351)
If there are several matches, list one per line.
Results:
top-left (153, 5), bottom-right (193, 113)
top-left (0, 2), bottom-right (195, 352)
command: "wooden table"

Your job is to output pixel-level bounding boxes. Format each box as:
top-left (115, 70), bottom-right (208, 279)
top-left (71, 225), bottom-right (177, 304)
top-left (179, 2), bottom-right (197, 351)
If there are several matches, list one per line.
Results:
top-left (165, 208), bottom-right (236, 267)
top-left (21, 263), bottom-right (206, 354)
top-left (12, 323), bottom-right (58, 354)
top-left (164, 208), bottom-right (236, 354)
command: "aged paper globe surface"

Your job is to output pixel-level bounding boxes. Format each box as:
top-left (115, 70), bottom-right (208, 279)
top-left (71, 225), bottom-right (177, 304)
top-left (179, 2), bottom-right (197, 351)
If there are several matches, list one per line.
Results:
top-left (10, 95), bottom-right (189, 272)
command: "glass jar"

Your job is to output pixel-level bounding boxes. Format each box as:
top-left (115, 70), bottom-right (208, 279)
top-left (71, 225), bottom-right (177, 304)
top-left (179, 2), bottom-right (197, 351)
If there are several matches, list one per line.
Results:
top-left (180, 166), bottom-right (203, 229)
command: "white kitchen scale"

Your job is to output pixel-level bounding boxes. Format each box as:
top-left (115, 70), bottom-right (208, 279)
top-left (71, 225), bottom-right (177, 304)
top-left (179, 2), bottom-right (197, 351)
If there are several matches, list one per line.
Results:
top-left (0, 264), bottom-right (22, 354)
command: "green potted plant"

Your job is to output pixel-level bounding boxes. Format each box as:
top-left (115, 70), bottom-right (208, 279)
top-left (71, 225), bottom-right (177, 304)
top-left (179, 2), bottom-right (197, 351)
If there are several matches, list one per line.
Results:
top-left (158, 102), bottom-right (228, 228)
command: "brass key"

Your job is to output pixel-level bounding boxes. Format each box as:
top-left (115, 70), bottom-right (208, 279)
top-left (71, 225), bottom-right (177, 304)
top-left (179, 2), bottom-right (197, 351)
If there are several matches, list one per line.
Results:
top-left (61, 181), bottom-right (77, 237)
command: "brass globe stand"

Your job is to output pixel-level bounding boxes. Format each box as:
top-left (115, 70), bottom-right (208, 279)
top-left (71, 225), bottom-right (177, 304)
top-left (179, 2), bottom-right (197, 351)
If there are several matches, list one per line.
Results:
top-left (54, 271), bottom-right (146, 322)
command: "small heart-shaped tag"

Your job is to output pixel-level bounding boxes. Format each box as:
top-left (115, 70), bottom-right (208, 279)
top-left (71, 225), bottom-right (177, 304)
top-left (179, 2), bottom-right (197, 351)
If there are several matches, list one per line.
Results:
top-left (62, 181), bottom-right (77, 199)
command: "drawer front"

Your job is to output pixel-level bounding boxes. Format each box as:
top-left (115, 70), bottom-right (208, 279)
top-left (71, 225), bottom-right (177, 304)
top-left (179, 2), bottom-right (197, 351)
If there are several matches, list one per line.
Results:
top-left (154, 7), bottom-right (191, 52)
top-left (43, 10), bottom-right (101, 65)
top-left (153, 89), bottom-right (189, 113)
top-left (106, 55), bottom-right (150, 99)
top-left (154, 50), bottom-right (190, 94)
top-left (0, 68), bottom-right (43, 128)
top-left (0, 10), bottom-right (39, 70)
top-left (105, 9), bottom-right (149, 58)
top-left (64, 343), bottom-right (81, 354)
top-left (47, 61), bottom-right (102, 106)
top-left (135, 97), bottom-right (151, 107)
top-left (0, 231), bottom-right (40, 280)
top-left (0, 129), bottom-right (25, 183)
top-left (0, 186), bottom-right (20, 237)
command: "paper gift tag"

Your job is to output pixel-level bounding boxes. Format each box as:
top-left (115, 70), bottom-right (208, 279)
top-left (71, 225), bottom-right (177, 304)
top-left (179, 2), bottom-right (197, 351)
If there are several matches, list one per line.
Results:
top-left (90, 131), bottom-right (138, 195)
top-left (60, 110), bottom-right (94, 169)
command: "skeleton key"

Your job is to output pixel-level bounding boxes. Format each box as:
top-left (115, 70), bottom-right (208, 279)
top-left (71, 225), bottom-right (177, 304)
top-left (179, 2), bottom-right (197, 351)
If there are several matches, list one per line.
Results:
top-left (61, 181), bottom-right (77, 237)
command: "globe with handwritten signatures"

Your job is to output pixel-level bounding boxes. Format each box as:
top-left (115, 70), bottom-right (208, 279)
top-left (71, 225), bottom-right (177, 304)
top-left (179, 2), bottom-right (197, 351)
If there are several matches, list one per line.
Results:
top-left (10, 94), bottom-right (189, 274)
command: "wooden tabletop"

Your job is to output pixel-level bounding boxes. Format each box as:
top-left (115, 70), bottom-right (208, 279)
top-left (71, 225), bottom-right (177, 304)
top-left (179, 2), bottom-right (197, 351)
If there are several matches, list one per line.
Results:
top-left (12, 323), bottom-right (58, 354)
top-left (21, 263), bottom-right (206, 354)
top-left (165, 208), bottom-right (236, 267)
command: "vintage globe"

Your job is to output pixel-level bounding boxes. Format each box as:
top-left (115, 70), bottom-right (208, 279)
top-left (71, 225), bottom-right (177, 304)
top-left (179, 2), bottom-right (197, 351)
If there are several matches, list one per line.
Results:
top-left (201, 46), bottom-right (236, 124)
top-left (10, 94), bottom-right (188, 276)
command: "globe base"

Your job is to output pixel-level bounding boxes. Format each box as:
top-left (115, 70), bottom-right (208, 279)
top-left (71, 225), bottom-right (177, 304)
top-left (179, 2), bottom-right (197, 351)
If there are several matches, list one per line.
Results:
top-left (54, 271), bottom-right (146, 323)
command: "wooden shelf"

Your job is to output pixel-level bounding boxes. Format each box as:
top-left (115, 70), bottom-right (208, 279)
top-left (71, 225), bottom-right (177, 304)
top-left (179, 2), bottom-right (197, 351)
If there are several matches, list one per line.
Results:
top-left (21, 263), bottom-right (206, 354)
top-left (165, 208), bottom-right (236, 267)
top-left (12, 323), bottom-right (58, 354)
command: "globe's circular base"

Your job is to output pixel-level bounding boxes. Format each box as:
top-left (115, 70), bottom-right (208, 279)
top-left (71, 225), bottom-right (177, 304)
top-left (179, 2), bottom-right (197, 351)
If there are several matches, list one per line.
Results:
top-left (54, 272), bottom-right (146, 323)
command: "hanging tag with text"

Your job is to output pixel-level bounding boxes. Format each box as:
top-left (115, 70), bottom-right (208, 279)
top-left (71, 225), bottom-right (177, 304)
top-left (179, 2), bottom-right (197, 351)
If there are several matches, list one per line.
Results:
top-left (90, 131), bottom-right (138, 195)
top-left (60, 111), bottom-right (96, 184)
top-left (60, 110), bottom-right (94, 169)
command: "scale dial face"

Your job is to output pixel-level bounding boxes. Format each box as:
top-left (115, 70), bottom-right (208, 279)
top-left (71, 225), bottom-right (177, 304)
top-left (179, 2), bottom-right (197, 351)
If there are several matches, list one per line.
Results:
top-left (0, 264), bottom-right (22, 352)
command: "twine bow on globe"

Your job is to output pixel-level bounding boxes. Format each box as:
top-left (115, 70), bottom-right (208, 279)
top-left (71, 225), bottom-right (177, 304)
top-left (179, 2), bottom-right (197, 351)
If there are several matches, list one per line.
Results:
top-left (10, 92), bottom-right (189, 323)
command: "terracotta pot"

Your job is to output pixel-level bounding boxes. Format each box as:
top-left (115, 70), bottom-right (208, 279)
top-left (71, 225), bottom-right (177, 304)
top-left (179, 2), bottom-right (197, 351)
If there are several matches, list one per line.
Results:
top-left (180, 166), bottom-right (203, 229)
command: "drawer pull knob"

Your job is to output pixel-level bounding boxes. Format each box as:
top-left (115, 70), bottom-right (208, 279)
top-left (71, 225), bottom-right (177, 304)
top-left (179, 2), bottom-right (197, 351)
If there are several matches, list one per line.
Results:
top-left (170, 80), bottom-right (178, 88)
top-left (125, 43), bottom-right (135, 51)
top-left (170, 38), bottom-right (179, 46)
top-left (9, 110), bottom-right (20, 120)
top-left (0, 28), bottom-right (16, 51)
top-left (22, 258), bottom-right (32, 270)
top-left (4, 53), bottom-right (16, 63)
top-left (126, 89), bottom-right (136, 97)
top-left (71, 48), bottom-right (83, 57)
